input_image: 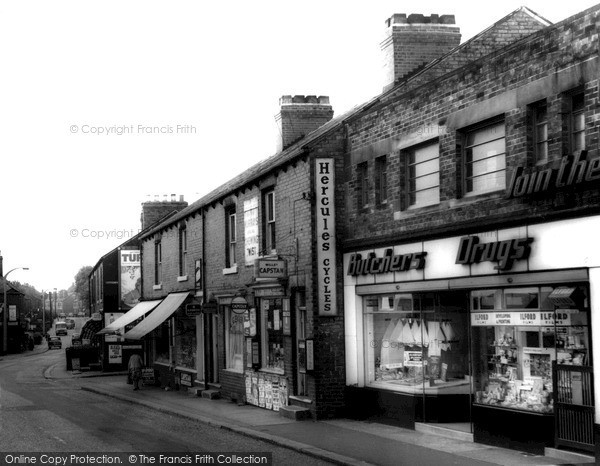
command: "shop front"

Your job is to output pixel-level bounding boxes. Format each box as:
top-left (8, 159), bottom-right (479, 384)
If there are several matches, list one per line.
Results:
top-left (218, 280), bottom-right (292, 412)
top-left (344, 216), bottom-right (599, 454)
top-left (124, 292), bottom-right (199, 389)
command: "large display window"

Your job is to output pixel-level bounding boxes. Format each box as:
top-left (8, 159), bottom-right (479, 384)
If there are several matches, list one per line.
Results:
top-left (471, 286), bottom-right (590, 414)
top-left (364, 291), bottom-right (470, 394)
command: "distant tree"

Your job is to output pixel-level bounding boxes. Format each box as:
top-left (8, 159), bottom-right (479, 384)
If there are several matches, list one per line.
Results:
top-left (74, 266), bottom-right (93, 312)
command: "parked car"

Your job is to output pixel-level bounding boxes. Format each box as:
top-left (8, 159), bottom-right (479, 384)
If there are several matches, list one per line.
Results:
top-left (71, 333), bottom-right (81, 345)
top-left (48, 337), bottom-right (62, 350)
top-left (55, 321), bottom-right (68, 336)
top-left (66, 319), bottom-right (75, 330)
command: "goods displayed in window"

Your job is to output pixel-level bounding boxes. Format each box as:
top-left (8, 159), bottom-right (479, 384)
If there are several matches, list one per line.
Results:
top-left (471, 286), bottom-right (590, 414)
top-left (364, 292), bottom-right (470, 394)
top-left (173, 317), bottom-right (196, 370)
top-left (261, 298), bottom-right (285, 373)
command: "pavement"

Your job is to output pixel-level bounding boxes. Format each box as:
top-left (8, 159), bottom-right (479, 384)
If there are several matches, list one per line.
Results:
top-left (34, 353), bottom-right (597, 466)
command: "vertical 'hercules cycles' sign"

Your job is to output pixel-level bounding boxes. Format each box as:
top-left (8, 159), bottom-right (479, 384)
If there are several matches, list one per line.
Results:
top-left (316, 158), bottom-right (337, 316)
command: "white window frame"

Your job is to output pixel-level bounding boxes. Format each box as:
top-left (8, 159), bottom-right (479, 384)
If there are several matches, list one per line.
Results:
top-left (463, 119), bottom-right (506, 196)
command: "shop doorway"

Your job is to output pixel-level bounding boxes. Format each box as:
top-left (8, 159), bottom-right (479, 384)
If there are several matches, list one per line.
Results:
top-left (203, 313), bottom-right (219, 384)
top-left (419, 291), bottom-right (472, 434)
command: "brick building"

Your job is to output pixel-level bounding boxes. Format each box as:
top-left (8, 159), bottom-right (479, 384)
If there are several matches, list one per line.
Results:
top-left (133, 95), bottom-right (346, 419)
top-left (89, 197), bottom-right (187, 370)
top-left (118, 4), bottom-right (600, 458)
top-left (338, 5), bottom-right (600, 458)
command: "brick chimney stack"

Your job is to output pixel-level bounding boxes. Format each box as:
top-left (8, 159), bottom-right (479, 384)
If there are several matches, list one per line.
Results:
top-left (140, 195), bottom-right (188, 230)
top-left (381, 13), bottom-right (461, 90)
top-left (275, 95), bottom-right (334, 152)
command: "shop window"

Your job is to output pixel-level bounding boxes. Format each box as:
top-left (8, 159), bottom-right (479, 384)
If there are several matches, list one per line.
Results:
top-left (570, 91), bottom-right (585, 153)
top-left (374, 156), bottom-right (388, 205)
top-left (261, 298), bottom-right (285, 373)
top-left (363, 292), bottom-right (469, 394)
top-left (153, 320), bottom-right (170, 363)
top-left (226, 209), bottom-right (237, 268)
top-left (407, 141), bottom-right (440, 207)
top-left (154, 240), bottom-right (162, 285)
top-left (226, 306), bottom-right (244, 372)
top-left (357, 162), bottom-right (369, 208)
top-left (173, 315), bottom-right (196, 370)
top-left (262, 190), bottom-right (276, 254)
top-left (178, 226), bottom-right (187, 276)
top-left (531, 101), bottom-right (548, 163)
top-left (463, 119), bottom-right (506, 195)
top-left (471, 286), bottom-right (590, 414)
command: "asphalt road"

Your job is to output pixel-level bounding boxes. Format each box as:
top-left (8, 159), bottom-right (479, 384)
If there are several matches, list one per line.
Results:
top-left (0, 323), bottom-right (334, 465)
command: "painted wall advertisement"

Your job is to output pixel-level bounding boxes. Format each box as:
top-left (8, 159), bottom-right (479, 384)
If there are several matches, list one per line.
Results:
top-left (315, 158), bottom-right (337, 316)
top-left (120, 250), bottom-right (141, 310)
top-left (244, 197), bottom-right (259, 265)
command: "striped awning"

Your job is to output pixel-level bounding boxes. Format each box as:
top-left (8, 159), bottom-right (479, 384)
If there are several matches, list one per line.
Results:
top-left (96, 300), bottom-right (162, 335)
top-left (124, 292), bottom-right (190, 340)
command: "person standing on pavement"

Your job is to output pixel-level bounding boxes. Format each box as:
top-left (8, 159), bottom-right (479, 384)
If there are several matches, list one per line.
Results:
top-left (128, 353), bottom-right (144, 391)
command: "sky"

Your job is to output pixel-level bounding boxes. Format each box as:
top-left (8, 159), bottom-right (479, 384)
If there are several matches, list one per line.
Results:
top-left (0, 0), bottom-right (597, 294)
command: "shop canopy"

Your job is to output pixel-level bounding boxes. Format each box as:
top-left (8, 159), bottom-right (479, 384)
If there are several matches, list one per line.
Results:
top-left (80, 318), bottom-right (103, 345)
top-left (123, 292), bottom-right (191, 340)
top-left (96, 300), bottom-right (162, 335)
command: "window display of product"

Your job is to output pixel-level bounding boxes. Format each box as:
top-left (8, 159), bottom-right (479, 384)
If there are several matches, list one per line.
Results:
top-left (471, 286), bottom-right (590, 414)
top-left (364, 292), bottom-right (470, 394)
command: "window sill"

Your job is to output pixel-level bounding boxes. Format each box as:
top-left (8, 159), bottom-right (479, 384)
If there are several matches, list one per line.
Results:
top-left (223, 265), bottom-right (238, 275)
top-left (462, 188), bottom-right (504, 199)
top-left (177, 275), bottom-right (188, 282)
top-left (153, 284), bottom-right (162, 291)
top-left (223, 368), bottom-right (244, 375)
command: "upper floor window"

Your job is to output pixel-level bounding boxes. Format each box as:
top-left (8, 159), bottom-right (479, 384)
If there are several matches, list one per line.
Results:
top-left (532, 101), bottom-right (548, 163)
top-left (407, 142), bottom-right (440, 207)
top-left (226, 209), bottom-right (237, 267)
top-left (357, 162), bottom-right (369, 208)
top-left (154, 240), bottom-right (162, 285)
top-left (463, 120), bottom-right (506, 195)
top-left (571, 92), bottom-right (585, 153)
top-left (263, 190), bottom-right (276, 254)
top-left (374, 156), bottom-right (388, 205)
top-left (178, 226), bottom-right (187, 276)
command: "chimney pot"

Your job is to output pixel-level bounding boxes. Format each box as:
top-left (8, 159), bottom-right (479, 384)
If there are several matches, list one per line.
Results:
top-left (305, 95), bottom-right (318, 104)
top-left (180, 195), bottom-right (184, 202)
top-left (171, 194), bottom-right (176, 202)
top-left (292, 95), bottom-right (306, 103)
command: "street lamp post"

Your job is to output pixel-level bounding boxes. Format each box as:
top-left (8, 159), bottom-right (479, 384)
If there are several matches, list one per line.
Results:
top-left (2, 266), bottom-right (29, 354)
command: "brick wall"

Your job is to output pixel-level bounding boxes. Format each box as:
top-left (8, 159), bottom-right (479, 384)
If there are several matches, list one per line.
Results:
top-left (140, 199), bottom-right (188, 231)
top-left (343, 6), bottom-right (600, 247)
top-left (388, 8), bottom-right (548, 95)
top-left (141, 213), bottom-right (203, 300)
top-left (275, 96), bottom-right (334, 152)
top-left (381, 14), bottom-right (461, 89)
